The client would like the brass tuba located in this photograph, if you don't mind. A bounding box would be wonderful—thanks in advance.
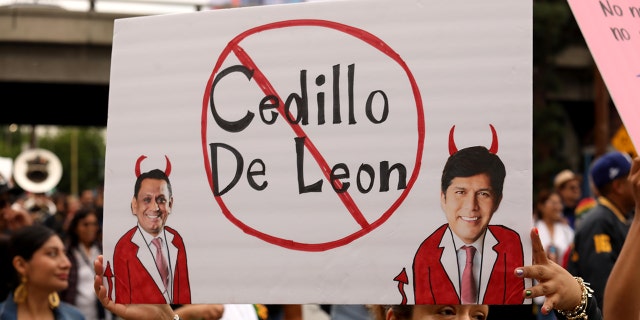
[13,148,63,194]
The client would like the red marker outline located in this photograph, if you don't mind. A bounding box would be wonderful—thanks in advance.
[201,19,425,251]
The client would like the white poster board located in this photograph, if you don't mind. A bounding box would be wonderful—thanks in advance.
[103,0,533,304]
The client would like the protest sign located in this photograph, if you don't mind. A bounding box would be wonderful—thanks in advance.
[102,0,532,304]
[566,0,640,148]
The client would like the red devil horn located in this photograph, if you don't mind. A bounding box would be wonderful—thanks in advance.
[164,155,172,177]
[488,124,498,154]
[448,125,458,156]
[135,155,147,177]
[449,125,498,155]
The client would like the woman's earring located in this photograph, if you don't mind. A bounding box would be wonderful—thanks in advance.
[48,292,60,309]
[13,275,27,304]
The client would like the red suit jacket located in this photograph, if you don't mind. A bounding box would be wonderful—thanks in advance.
[113,226,191,304]
[412,224,524,304]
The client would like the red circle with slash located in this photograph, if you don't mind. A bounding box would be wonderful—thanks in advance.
[201,19,425,251]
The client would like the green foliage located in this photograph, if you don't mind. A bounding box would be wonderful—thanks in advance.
[533,104,567,148]
[0,127,26,160]
[0,126,105,195]
[532,0,587,193]
[533,1,573,64]
[532,103,572,195]
[38,127,106,194]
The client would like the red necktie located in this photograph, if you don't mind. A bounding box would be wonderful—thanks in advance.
[461,245,477,304]
[151,237,169,290]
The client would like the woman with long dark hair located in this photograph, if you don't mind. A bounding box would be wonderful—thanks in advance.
[60,209,107,320]
[0,224,84,319]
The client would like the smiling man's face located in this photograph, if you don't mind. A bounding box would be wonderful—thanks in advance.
[441,173,500,244]
[131,178,172,237]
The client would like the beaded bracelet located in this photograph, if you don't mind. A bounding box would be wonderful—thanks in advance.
[555,277,594,320]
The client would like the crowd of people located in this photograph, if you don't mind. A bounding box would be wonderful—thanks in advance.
[0,176,263,320]
[2,150,640,320]
[526,150,638,320]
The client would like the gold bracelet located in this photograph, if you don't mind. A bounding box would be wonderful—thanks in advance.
[555,277,594,320]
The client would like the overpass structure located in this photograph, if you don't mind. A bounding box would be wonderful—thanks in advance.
[0,4,140,126]
[0,1,306,128]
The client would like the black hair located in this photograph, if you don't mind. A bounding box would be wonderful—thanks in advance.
[66,208,99,249]
[388,306,412,319]
[133,169,172,198]
[9,224,57,261]
[441,146,506,200]
[0,235,12,301]
[534,189,559,220]
[5,225,58,290]
[0,185,19,209]
[369,305,413,320]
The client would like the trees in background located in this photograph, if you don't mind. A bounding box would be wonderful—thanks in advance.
[0,126,105,195]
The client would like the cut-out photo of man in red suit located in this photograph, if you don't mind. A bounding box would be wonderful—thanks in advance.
[412,126,524,305]
[113,156,191,304]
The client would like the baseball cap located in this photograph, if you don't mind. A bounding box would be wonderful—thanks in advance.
[553,169,579,189]
[590,151,632,189]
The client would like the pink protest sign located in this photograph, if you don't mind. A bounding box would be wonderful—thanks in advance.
[566,0,640,148]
